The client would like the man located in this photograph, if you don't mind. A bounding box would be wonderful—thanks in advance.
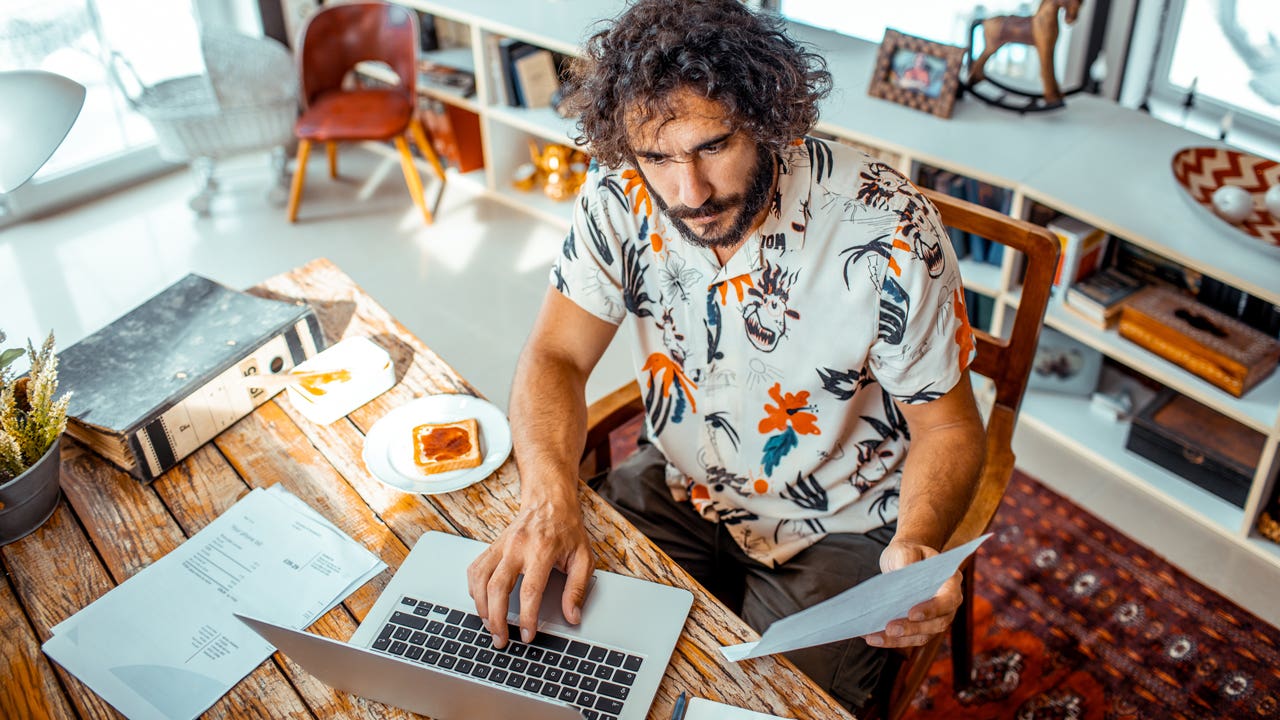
[466,0,985,711]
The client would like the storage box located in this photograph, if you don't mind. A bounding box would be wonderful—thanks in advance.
[1124,389,1264,507]
[1118,286,1280,397]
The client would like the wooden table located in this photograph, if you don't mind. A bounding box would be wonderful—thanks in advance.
[1,258,853,720]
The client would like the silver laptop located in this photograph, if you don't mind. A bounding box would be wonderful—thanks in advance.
[237,531,693,720]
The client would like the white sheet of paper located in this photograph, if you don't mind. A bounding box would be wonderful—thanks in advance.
[684,697,792,719]
[721,534,991,662]
[43,485,385,720]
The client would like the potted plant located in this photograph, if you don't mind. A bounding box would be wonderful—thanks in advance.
[0,330,70,545]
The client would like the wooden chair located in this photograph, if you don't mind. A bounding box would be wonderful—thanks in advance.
[578,187,1059,719]
[286,1,446,224]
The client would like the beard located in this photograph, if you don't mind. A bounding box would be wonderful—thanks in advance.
[645,143,777,250]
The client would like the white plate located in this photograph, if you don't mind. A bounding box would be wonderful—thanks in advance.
[362,394,512,495]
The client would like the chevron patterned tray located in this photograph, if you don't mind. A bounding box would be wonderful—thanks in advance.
[1171,146,1280,257]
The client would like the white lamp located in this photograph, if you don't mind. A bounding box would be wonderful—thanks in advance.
[0,70,86,193]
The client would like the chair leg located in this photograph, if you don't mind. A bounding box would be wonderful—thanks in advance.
[327,141,338,178]
[951,566,977,693]
[287,139,312,223]
[409,119,447,182]
[409,119,448,218]
[393,134,432,224]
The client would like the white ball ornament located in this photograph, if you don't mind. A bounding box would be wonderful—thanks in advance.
[1211,185,1253,224]
[1265,184,1280,219]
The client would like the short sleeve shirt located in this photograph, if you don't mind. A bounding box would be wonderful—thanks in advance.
[552,138,975,567]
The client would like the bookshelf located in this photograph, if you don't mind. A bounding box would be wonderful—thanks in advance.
[392,0,1280,583]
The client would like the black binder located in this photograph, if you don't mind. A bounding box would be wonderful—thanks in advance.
[57,274,326,482]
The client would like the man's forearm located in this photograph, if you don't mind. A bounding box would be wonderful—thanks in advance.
[508,348,592,508]
[894,422,984,551]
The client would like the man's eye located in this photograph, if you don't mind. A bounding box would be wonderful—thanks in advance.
[645,156,668,167]
[703,143,724,155]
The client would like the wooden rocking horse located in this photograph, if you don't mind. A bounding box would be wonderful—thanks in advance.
[966,0,1084,112]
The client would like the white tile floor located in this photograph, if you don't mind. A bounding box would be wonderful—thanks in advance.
[4,147,1276,629]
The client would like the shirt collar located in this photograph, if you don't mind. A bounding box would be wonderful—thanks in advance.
[713,140,813,283]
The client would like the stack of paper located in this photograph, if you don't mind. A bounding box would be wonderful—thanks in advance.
[43,485,385,720]
[721,535,990,662]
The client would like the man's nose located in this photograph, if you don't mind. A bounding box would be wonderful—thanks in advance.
[675,161,713,210]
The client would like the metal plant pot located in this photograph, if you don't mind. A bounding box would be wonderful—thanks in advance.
[0,436,62,545]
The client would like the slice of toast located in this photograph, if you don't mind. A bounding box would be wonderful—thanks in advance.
[412,418,482,475]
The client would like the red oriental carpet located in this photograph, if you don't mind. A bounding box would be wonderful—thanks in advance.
[910,471,1280,720]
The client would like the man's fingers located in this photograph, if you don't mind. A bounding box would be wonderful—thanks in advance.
[517,563,554,644]
[466,548,501,624]
[562,546,594,624]
[485,562,519,648]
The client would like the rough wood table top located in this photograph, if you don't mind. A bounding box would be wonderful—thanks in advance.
[1,258,853,720]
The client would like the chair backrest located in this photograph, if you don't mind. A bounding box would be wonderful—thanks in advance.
[296,1,418,107]
[917,186,1059,550]
[873,187,1058,720]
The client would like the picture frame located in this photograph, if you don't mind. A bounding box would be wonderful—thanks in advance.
[867,29,965,119]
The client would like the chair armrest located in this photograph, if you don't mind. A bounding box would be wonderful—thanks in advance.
[580,381,643,479]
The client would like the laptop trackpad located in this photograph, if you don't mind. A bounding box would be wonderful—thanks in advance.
[507,570,596,630]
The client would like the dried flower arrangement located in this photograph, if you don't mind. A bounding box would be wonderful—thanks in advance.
[0,330,70,480]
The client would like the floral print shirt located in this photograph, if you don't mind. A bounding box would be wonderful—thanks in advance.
[552,138,975,566]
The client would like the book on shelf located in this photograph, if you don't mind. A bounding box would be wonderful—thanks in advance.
[917,166,1011,266]
[1064,267,1145,327]
[923,169,971,260]
[417,96,484,173]
[963,176,1012,265]
[963,289,996,332]
[1112,240,1195,292]
[56,274,325,483]
[418,59,476,97]
[512,47,559,109]
[497,38,542,107]
[414,10,439,52]
[1048,215,1108,292]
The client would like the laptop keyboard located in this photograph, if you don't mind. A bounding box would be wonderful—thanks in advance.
[372,595,644,720]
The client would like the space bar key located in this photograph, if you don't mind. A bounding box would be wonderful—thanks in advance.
[529,633,569,651]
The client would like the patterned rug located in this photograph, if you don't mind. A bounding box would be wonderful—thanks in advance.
[910,471,1280,720]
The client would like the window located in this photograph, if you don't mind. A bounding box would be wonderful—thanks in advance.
[0,0,260,224]
[1136,0,1279,156]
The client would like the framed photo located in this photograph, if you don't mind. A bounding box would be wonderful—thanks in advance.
[867,29,965,119]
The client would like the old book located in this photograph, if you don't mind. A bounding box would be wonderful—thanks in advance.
[57,274,325,482]
[497,38,535,106]
[1065,268,1145,326]
[1049,215,1108,292]
[1118,286,1280,397]
[417,96,484,173]
[512,47,559,109]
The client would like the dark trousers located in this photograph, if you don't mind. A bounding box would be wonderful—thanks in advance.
[597,442,893,712]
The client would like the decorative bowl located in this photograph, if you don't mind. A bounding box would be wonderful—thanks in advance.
[1171,146,1280,258]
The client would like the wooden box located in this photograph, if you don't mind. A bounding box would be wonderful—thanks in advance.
[1118,286,1280,397]
[1125,389,1264,507]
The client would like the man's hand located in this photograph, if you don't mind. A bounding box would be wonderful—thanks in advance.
[863,539,962,648]
[465,493,594,648]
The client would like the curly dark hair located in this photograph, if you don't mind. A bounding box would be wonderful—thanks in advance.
[561,0,832,168]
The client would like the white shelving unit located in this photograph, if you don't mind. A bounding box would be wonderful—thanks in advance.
[395,0,1280,578]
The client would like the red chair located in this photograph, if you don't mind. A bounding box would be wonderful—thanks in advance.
[287,1,445,223]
